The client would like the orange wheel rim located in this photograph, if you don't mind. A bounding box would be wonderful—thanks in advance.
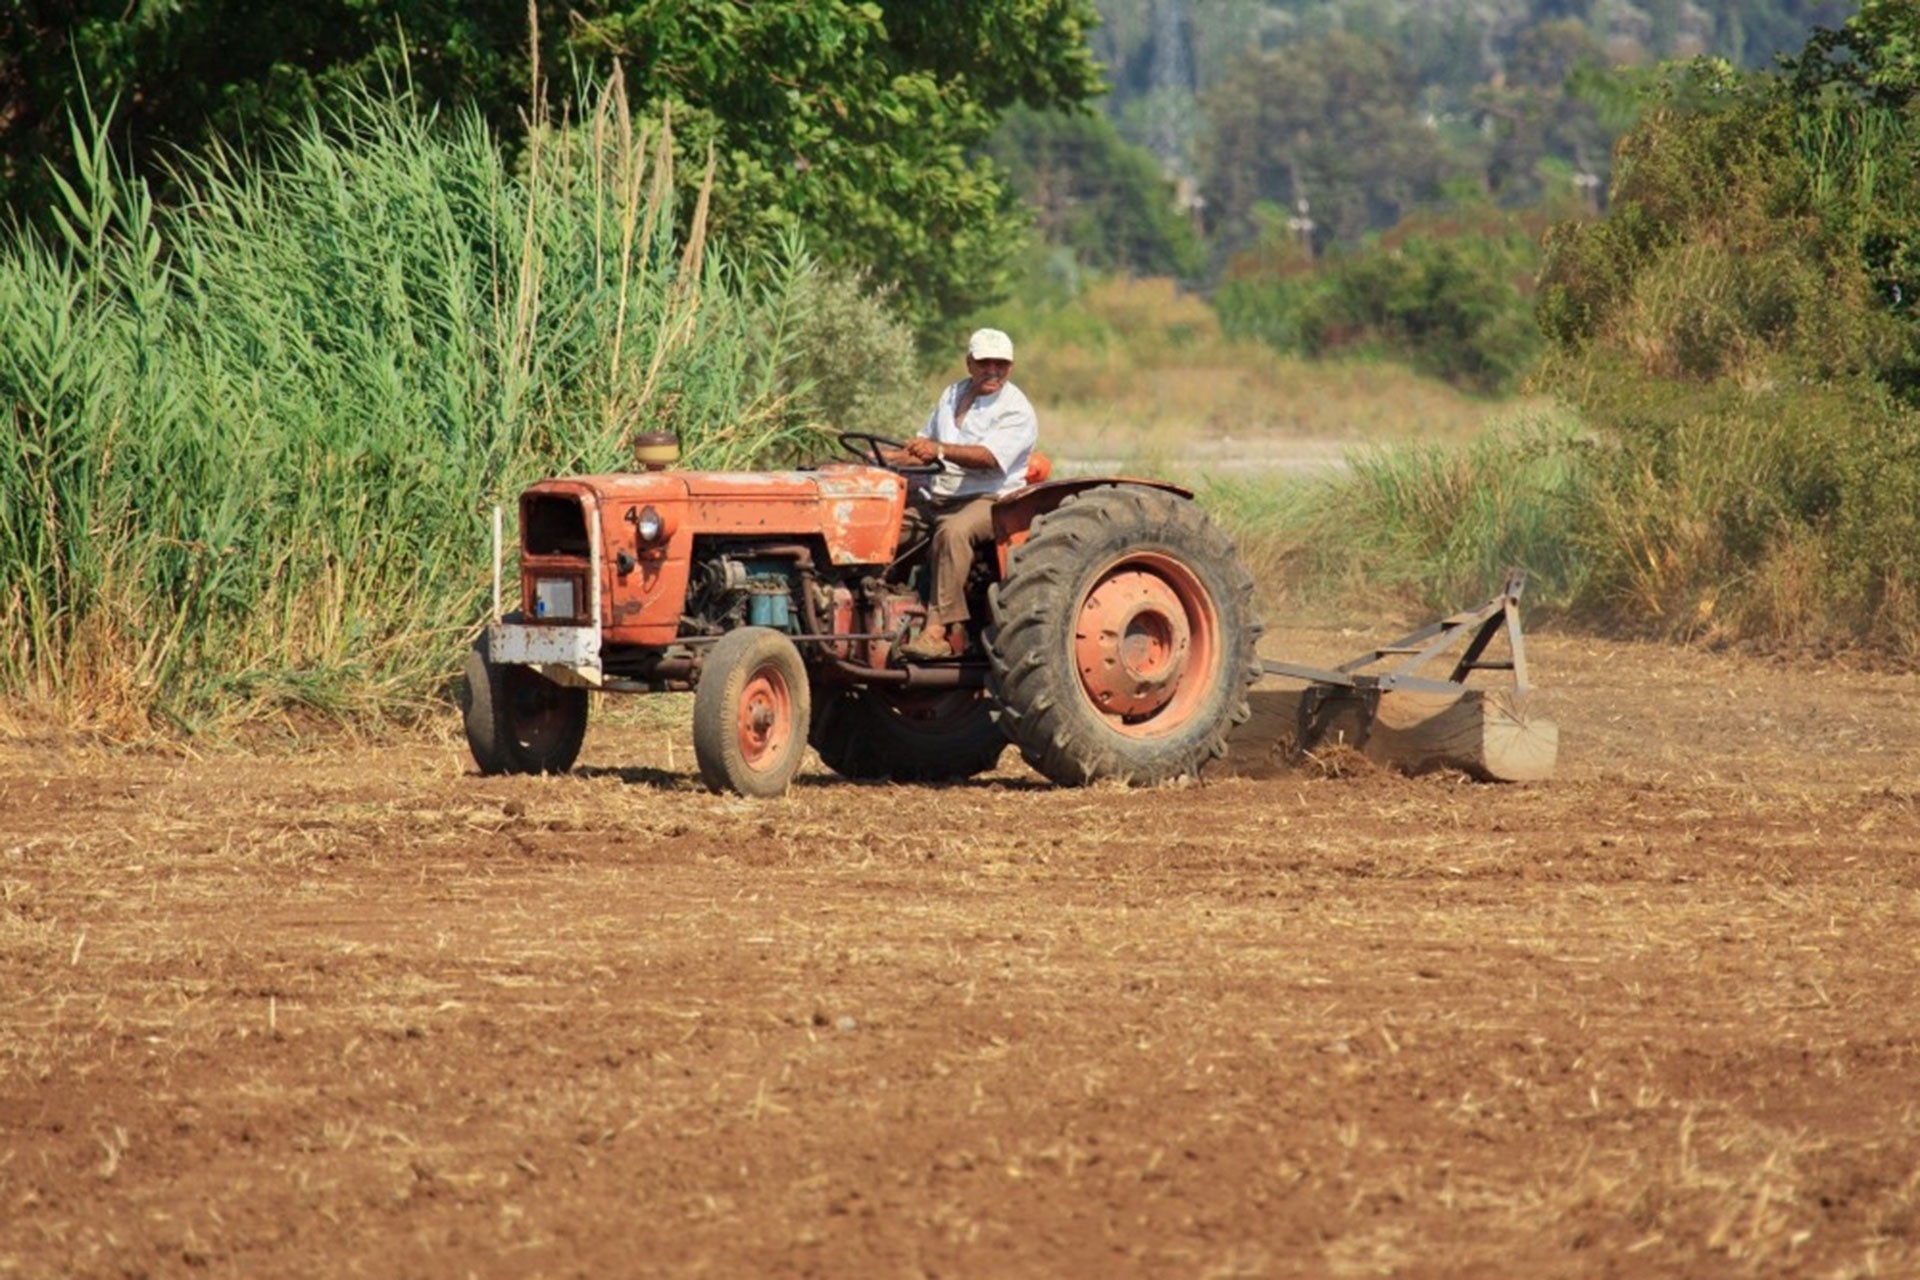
[1072,553,1219,737]
[736,667,795,770]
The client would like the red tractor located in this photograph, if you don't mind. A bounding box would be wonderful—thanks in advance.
[462,433,1262,796]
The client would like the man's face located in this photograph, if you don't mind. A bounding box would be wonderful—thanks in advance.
[968,356,1012,395]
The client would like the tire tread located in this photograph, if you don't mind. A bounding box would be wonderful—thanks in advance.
[986,487,1262,786]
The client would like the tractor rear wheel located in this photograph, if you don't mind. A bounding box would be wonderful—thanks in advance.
[462,623,589,775]
[693,627,811,797]
[986,486,1260,786]
[809,686,1005,783]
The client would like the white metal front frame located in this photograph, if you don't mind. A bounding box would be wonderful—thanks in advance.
[489,494,606,688]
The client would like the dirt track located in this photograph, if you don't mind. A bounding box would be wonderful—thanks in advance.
[3,624,1919,1278]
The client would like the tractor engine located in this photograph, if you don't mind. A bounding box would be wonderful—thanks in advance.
[685,549,802,635]
[682,542,928,668]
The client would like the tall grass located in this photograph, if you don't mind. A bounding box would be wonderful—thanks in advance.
[1798,96,1902,219]
[1205,411,1592,621]
[0,77,829,733]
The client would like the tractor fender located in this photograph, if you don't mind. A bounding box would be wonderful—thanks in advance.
[990,477,1195,575]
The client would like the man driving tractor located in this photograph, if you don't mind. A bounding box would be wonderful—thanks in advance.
[889,327,1038,661]
[469,322,1264,795]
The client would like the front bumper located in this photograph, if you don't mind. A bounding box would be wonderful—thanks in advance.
[489,621,603,688]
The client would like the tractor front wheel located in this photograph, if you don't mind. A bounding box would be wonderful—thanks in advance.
[986,486,1261,786]
[693,627,812,797]
[462,624,589,775]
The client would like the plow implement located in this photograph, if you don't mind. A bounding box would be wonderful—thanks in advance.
[1224,571,1558,782]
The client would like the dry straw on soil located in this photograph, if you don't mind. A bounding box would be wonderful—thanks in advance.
[4,630,1919,1277]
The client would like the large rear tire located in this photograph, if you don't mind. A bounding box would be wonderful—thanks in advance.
[462,625,589,775]
[809,686,1006,783]
[693,627,811,797]
[985,486,1261,786]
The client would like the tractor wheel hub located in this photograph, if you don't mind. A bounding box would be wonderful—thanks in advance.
[1075,569,1193,719]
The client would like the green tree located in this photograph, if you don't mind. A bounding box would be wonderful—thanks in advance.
[1783,0,1920,105]
[1199,32,1457,256]
[1723,1,1857,67]
[567,0,1104,333]
[1478,18,1612,206]
[1398,6,1490,112]
[0,1,537,219]
[1085,0,1852,243]
[985,105,1205,279]
[2,1,1103,335]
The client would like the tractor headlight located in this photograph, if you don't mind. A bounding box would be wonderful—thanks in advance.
[636,504,668,545]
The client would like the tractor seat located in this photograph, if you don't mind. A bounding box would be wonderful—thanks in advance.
[1025,451,1052,485]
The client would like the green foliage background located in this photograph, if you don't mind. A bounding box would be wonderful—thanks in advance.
[985,104,1205,282]
[1067,2,1854,399]
[1216,204,1553,393]
[1185,3,1920,661]
[1528,1,1920,651]
[7,0,1920,740]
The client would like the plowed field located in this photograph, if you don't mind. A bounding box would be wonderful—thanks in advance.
[4,624,1918,1278]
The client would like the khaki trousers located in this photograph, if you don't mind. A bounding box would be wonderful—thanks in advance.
[900,494,996,625]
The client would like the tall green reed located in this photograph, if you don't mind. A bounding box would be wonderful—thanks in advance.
[1204,412,1592,619]
[0,76,825,732]
[1798,95,1900,217]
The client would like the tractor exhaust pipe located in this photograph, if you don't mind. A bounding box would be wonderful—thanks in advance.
[822,656,987,690]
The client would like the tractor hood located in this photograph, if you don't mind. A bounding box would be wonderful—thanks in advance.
[523,464,909,568]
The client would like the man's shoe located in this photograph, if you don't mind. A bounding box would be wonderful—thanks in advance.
[897,625,954,662]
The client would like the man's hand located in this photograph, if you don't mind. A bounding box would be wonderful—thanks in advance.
[891,437,995,470]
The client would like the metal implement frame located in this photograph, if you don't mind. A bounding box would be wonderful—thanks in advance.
[1260,570,1532,755]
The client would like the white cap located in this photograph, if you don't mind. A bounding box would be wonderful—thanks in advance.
[967,328,1014,361]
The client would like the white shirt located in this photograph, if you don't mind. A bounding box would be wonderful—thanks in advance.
[915,378,1038,500]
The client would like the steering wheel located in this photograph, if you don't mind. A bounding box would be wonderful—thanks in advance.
[836,431,940,474]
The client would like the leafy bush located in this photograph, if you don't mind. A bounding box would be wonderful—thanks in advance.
[777,263,923,445]
[1534,4,1920,654]
[1217,212,1546,394]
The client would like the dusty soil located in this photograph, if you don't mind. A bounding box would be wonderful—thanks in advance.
[3,622,1919,1279]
